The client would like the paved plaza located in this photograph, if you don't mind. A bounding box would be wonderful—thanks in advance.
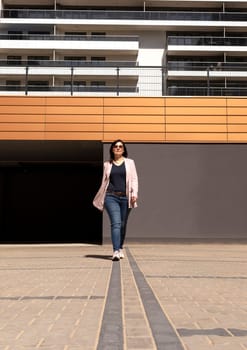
[0,242,247,349]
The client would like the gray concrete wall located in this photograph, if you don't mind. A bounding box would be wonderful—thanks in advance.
[103,143,247,241]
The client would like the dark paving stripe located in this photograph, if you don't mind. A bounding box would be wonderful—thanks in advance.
[0,267,108,270]
[0,295,104,301]
[137,258,247,264]
[97,261,123,350]
[146,275,247,280]
[178,327,247,338]
[177,328,231,337]
[126,247,184,350]
[228,328,247,336]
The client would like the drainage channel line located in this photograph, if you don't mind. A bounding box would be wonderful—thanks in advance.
[97,261,123,350]
[126,247,185,350]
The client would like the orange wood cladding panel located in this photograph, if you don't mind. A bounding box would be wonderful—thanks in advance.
[0,96,247,142]
[166,116,226,124]
[46,115,103,123]
[46,97,103,106]
[0,123,44,132]
[228,116,247,123]
[103,106,164,115]
[46,106,104,115]
[46,124,103,132]
[103,133,165,142]
[166,133,228,142]
[45,132,103,140]
[166,97,227,107]
[104,124,164,132]
[226,98,247,107]
[227,108,247,116]
[0,106,46,114]
[0,132,45,140]
[227,98,247,142]
[0,115,45,123]
[166,106,226,116]
[104,115,165,123]
[103,97,165,142]
[228,134,247,142]
[166,124,227,133]
[104,97,165,107]
[228,125,247,132]
[0,96,46,106]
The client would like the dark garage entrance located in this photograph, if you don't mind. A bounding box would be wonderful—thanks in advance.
[0,141,103,244]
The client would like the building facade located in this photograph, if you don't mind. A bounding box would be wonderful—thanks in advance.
[1,1,247,243]
[0,0,247,96]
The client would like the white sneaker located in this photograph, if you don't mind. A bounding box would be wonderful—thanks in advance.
[119,249,124,259]
[112,250,120,261]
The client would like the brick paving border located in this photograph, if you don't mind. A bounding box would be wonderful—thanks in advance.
[126,247,184,350]
[97,262,123,350]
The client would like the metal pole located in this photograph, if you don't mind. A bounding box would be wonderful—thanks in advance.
[207,66,210,96]
[25,66,28,96]
[70,67,74,96]
[116,67,119,96]
[161,65,167,96]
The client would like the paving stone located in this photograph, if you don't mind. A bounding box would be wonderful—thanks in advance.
[0,243,247,349]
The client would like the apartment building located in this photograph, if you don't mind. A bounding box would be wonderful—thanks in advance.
[0,0,247,96]
[1,1,247,244]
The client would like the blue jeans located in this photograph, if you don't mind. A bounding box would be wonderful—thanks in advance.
[104,193,131,251]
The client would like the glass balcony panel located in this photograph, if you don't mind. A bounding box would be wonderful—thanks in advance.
[2,9,247,22]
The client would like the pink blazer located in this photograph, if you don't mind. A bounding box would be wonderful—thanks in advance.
[93,157,138,211]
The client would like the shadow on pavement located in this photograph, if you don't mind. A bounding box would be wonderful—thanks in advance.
[85,254,112,260]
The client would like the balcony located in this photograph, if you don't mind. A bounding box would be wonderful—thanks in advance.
[168,36,247,47]
[0,84,139,96]
[167,61,247,83]
[0,59,138,68]
[0,63,247,97]
[0,60,140,81]
[2,9,247,22]
[167,61,247,72]
[0,33,138,42]
[167,86,247,96]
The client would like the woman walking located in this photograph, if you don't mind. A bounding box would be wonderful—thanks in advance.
[93,139,138,261]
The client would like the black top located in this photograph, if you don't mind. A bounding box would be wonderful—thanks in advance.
[107,162,126,193]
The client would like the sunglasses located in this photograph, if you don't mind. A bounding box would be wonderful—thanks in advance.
[113,144,123,149]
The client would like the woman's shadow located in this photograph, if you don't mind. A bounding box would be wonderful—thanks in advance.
[85,254,112,260]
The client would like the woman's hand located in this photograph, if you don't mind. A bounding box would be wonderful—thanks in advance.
[131,196,137,204]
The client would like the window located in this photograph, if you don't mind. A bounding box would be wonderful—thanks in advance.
[8,31,22,39]
[28,81,49,91]
[91,32,106,36]
[65,32,87,36]
[91,81,105,86]
[27,56,50,65]
[91,56,105,61]
[6,80,20,85]
[28,31,50,35]
[7,56,21,65]
[6,80,21,90]
[64,56,86,61]
[64,81,86,86]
